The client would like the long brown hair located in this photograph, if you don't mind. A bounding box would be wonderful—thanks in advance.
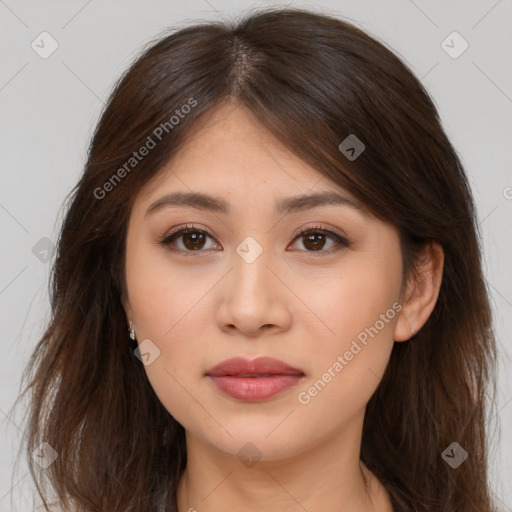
[15,7,497,511]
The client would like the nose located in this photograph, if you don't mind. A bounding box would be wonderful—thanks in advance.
[215,240,292,338]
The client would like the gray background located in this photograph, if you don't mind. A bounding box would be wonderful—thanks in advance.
[1,0,511,510]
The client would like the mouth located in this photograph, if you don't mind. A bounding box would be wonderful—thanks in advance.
[206,357,305,401]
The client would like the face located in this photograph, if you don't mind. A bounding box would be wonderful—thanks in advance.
[123,102,405,461]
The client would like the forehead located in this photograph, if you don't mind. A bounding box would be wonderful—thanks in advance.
[137,102,347,205]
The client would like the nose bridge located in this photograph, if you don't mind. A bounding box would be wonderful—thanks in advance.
[232,234,273,293]
[221,232,285,325]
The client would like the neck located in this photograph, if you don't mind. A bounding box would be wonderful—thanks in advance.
[176,421,393,512]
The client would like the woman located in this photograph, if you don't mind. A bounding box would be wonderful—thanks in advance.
[19,7,497,512]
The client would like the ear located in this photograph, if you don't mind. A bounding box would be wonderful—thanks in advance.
[393,241,444,342]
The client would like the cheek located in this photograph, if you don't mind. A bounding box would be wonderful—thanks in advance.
[127,267,212,375]
[292,253,402,414]
[125,242,217,421]
[295,251,401,346]
[126,238,210,340]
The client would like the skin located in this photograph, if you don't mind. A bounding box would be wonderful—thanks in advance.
[122,101,444,512]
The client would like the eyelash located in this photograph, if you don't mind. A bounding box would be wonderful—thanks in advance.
[158,223,350,258]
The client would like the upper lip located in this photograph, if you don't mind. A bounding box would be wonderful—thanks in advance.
[206,357,305,377]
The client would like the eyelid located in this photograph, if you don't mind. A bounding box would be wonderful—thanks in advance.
[161,223,213,241]
[290,224,348,244]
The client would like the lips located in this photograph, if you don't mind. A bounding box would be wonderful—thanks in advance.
[206,357,304,377]
[206,357,305,401]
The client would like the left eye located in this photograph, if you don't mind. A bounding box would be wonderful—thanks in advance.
[159,224,349,256]
[291,228,348,253]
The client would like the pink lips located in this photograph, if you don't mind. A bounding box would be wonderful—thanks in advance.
[206,357,305,401]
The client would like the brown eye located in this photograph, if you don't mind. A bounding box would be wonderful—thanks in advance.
[289,226,349,255]
[301,232,328,251]
[180,231,207,251]
[160,226,218,254]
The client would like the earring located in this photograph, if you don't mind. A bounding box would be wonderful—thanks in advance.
[129,321,136,340]
[411,327,416,336]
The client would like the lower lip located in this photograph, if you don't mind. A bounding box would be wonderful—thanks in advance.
[208,374,304,401]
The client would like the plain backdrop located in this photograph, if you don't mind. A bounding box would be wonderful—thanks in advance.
[1,1,511,510]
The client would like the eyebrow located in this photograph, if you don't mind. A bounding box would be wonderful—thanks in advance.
[144,190,362,217]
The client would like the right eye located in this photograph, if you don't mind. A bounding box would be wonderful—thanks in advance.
[159,224,220,255]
